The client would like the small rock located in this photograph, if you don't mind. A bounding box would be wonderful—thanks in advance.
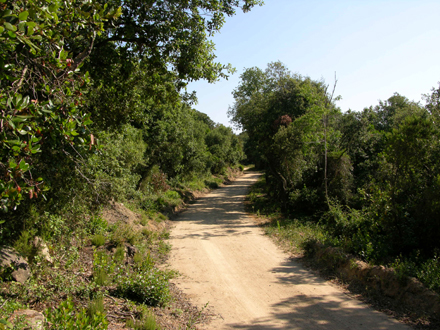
[8,309,45,330]
[32,236,53,264]
[0,247,30,283]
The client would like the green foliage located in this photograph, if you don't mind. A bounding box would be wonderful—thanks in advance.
[0,0,121,212]
[113,246,125,263]
[92,250,115,286]
[12,229,34,260]
[87,296,105,320]
[155,190,182,210]
[417,254,440,293]
[110,223,140,246]
[238,64,440,293]
[0,297,25,319]
[115,269,171,307]
[126,307,160,330]
[91,235,106,247]
[45,297,108,330]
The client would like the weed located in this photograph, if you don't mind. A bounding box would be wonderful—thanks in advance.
[0,298,25,319]
[156,213,167,222]
[87,295,105,319]
[133,251,154,272]
[113,246,125,262]
[110,223,140,246]
[91,235,106,247]
[13,230,35,260]
[88,216,108,235]
[45,297,108,329]
[157,241,171,257]
[115,268,170,306]
[139,215,149,226]
[126,306,160,330]
[186,302,209,329]
[93,250,115,286]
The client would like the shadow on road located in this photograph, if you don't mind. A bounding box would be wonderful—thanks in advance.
[171,172,262,240]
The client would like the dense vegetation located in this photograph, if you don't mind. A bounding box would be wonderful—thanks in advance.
[230,61,440,292]
[0,0,255,241]
[0,0,256,328]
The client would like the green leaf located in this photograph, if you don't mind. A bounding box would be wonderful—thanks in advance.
[26,21,36,28]
[18,22,26,32]
[4,140,21,145]
[9,160,17,168]
[19,159,29,171]
[49,4,58,13]
[11,116,29,123]
[19,11,29,21]
[0,26,4,34]
[7,31,16,38]
[27,26,34,36]
[4,22,16,31]
[22,95,29,107]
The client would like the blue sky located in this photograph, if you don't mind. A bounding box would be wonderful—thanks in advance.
[186,0,440,128]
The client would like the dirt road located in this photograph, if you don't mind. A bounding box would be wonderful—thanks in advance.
[169,172,410,329]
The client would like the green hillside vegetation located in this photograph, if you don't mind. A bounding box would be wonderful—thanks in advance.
[0,0,259,328]
[230,61,440,294]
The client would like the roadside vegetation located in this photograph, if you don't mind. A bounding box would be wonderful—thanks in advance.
[0,0,258,328]
[233,62,440,301]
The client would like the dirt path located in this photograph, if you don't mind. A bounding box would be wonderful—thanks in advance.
[169,172,410,329]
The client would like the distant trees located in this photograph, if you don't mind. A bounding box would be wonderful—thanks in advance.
[230,61,440,264]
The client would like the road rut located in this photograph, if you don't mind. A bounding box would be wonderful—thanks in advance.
[169,171,410,329]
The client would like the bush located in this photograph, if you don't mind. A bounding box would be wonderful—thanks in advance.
[155,190,181,209]
[417,254,440,293]
[110,223,141,246]
[45,297,108,330]
[115,269,170,306]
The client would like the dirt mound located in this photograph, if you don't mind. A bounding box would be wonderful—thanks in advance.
[101,202,166,232]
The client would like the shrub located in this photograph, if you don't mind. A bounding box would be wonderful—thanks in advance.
[133,251,154,272]
[417,254,440,293]
[45,297,108,330]
[155,190,181,209]
[110,223,140,246]
[115,269,170,306]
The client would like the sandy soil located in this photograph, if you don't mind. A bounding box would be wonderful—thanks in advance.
[168,171,411,330]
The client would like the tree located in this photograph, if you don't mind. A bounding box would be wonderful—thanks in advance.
[0,0,121,212]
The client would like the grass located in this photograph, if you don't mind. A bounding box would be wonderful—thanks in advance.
[91,234,106,247]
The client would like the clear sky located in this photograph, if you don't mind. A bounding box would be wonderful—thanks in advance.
[186,0,440,128]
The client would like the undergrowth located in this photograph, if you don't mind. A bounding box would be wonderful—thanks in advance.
[247,175,440,295]
[0,168,242,329]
